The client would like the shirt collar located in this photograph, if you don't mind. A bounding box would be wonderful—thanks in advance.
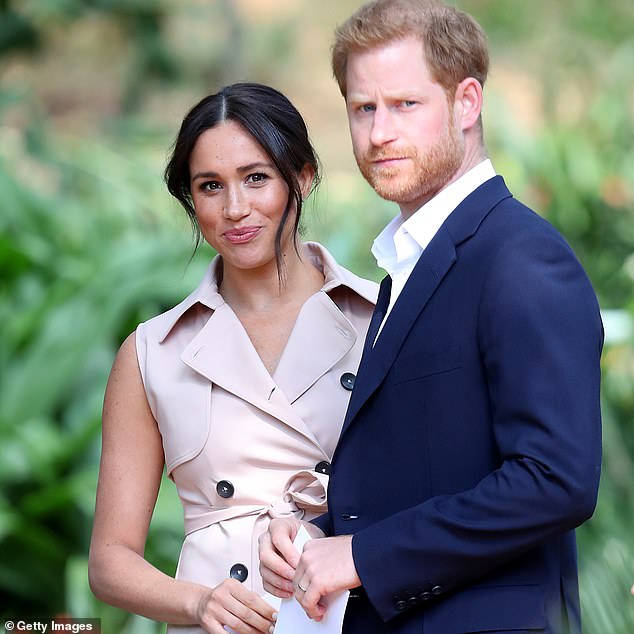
[372,159,496,275]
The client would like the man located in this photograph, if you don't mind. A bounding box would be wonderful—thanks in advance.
[259,1,603,632]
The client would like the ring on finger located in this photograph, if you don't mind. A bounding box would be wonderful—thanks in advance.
[297,581,308,592]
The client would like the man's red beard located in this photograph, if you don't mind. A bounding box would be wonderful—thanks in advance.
[355,118,464,210]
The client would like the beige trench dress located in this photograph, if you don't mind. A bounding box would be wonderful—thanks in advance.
[135,242,377,633]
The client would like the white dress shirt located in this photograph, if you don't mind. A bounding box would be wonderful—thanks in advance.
[372,159,496,341]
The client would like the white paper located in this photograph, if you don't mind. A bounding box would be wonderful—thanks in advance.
[263,525,350,634]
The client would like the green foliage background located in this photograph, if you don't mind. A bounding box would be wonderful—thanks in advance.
[1,1,633,632]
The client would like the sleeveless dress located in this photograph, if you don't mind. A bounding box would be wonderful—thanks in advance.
[135,242,377,633]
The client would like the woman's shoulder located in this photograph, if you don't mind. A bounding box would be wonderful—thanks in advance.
[137,257,223,345]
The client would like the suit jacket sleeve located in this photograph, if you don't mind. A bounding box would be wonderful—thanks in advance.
[351,228,603,621]
[310,512,333,536]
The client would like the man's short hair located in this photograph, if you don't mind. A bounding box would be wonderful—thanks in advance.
[332,0,489,99]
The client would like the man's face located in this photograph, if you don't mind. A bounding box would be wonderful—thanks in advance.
[345,36,464,218]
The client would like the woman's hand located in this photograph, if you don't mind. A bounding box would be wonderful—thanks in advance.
[196,578,277,633]
[259,517,325,599]
[258,517,301,599]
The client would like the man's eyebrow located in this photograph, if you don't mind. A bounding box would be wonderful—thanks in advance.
[346,93,373,103]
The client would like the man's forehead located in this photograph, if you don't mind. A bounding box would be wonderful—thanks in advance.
[344,38,436,100]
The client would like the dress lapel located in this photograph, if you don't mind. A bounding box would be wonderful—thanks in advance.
[180,303,322,447]
[273,292,357,404]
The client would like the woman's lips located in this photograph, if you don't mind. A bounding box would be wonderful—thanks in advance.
[223,226,262,244]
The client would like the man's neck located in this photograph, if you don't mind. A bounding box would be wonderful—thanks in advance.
[399,146,488,219]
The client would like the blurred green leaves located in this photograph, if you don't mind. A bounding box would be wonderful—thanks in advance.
[0,111,205,629]
[482,17,634,627]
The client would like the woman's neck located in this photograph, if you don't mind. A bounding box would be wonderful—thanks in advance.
[219,243,324,314]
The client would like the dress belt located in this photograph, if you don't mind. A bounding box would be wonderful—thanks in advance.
[183,469,329,535]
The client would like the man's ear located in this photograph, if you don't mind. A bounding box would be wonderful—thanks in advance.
[454,77,483,132]
[298,164,316,199]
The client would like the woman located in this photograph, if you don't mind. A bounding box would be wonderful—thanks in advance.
[88,82,377,634]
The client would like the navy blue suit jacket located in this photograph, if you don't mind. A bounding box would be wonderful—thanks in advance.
[314,177,603,634]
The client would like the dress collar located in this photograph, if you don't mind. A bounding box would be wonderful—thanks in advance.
[157,241,377,343]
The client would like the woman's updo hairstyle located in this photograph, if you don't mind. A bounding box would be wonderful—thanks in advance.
[165,82,321,275]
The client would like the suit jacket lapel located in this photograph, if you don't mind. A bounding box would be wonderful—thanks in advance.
[343,226,457,429]
[362,274,392,358]
[342,176,513,432]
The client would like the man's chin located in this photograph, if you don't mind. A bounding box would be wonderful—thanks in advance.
[367,177,422,206]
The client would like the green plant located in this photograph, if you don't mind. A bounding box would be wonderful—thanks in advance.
[0,115,206,631]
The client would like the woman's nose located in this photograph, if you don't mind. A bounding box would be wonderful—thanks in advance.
[223,187,250,220]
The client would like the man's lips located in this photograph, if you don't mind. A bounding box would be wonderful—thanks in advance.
[223,226,262,243]
[371,156,410,168]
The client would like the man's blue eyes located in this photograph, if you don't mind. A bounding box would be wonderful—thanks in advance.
[359,101,417,112]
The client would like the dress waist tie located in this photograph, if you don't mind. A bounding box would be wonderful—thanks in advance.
[182,470,329,593]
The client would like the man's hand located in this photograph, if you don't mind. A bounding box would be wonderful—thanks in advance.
[293,535,361,621]
[259,518,324,598]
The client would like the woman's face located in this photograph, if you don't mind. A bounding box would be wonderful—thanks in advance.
[189,120,306,274]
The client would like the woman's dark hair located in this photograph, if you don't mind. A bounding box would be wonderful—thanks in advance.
[164,82,321,278]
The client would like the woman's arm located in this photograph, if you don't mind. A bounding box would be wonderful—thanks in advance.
[89,333,276,634]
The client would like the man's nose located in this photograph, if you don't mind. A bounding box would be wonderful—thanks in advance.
[369,106,398,146]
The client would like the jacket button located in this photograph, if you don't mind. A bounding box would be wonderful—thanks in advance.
[229,563,248,582]
[420,591,431,601]
[395,600,407,611]
[315,460,331,475]
[216,480,234,498]
[431,585,443,596]
[340,372,356,391]
[407,596,419,606]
